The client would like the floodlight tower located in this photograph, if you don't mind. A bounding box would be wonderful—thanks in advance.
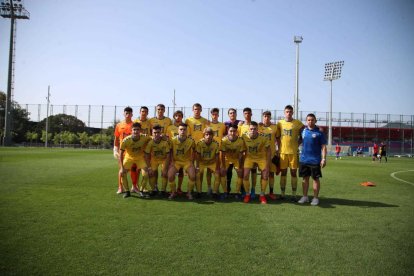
[324,61,344,147]
[1,0,30,146]
[293,36,303,119]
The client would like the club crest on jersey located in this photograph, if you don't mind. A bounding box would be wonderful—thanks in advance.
[312,133,317,138]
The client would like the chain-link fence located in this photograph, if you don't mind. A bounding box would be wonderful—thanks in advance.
[17,104,414,155]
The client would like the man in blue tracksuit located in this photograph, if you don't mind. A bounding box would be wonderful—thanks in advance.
[298,113,327,206]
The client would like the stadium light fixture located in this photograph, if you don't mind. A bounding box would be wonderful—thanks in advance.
[1,0,30,146]
[324,60,344,147]
[294,36,303,120]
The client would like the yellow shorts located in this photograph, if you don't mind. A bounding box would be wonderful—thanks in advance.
[123,158,147,170]
[173,160,193,171]
[150,159,168,171]
[280,153,299,170]
[244,158,267,171]
[225,159,241,170]
[199,162,217,172]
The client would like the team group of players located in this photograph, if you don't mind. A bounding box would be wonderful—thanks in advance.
[113,103,327,205]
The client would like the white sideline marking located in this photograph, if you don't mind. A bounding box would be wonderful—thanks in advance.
[390,170,414,186]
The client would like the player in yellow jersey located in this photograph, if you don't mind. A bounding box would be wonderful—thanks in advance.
[167,123,196,200]
[113,106,139,194]
[242,121,270,204]
[220,124,245,199]
[132,106,151,191]
[276,105,304,201]
[259,111,280,200]
[238,107,257,198]
[206,108,226,195]
[144,125,171,196]
[149,104,172,135]
[166,110,185,194]
[195,127,221,199]
[119,122,151,198]
[185,103,209,143]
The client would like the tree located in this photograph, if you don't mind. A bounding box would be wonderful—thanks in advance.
[0,91,32,143]
[78,132,89,148]
[60,131,78,145]
[26,131,38,145]
[36,114,86,135]
[40,130,53,144]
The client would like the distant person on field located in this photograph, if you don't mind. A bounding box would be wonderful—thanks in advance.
[298,113,327,206]
[372,142,379,162]
[335,143,341,160]
[119,122,151,198]
[379,142,388,163]
[276,105,304,201]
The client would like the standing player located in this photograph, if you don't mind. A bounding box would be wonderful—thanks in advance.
[119,122,151,198]
[335,143,341,160]
[224,108,241,193]
[372,142,379,162]
[195,127,221,199]
[113,106,139,194]
[150,104,172,135]
[144,125,171,196]
[298,114,327,206]
[276,105,304,201]
[238,107,258,198]
[242,121,270,204]
[379,142,388,163]
[207,108,226,195]
[259,110,279,200]
[168,123,196,200]
[166,110,185,194]
[220,124,245,199]
[135,106,152,135]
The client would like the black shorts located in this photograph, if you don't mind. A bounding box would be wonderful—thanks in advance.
[380,151,387,156]
[299,163,322,179]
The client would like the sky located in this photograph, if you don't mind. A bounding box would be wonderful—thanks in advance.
[1,0,413,118]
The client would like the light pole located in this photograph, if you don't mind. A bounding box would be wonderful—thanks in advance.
[324,61,344,147]
[293,36,303,120]
[45,86,50,148]
[1,0,30,146]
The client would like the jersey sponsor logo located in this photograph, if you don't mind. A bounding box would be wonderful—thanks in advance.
[202,151,212,158]
[283,129,292,137]
[263,133,271,140]
[248,146,258,154]
[194,124,202,131]
[154,150,165,157]
[176,148,185,156]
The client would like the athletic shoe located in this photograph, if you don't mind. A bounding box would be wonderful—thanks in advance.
[187,192,193,200]
[311,198,319,206]
[290,195,298,202]
[298,196,309,204]
[250,188,256,199]
[123,191,131,198]
[159,191,167,197]
[207,187,213,195]
[212,193,219,200]
[243,194,251,203]
[220,193,228,200]
[116,188,124,194]
[168,192,176,200]
[177,188,183,196]
[268,193,277,200]
[138,192,145,198]
[259,195,267,204]
[234,194,241,200]
[279,195,286,200]
[131,186,140,193]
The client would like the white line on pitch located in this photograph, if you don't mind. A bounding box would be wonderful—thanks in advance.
[390,170,414,186]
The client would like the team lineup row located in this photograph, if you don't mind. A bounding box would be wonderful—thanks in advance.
[113,103,327,205]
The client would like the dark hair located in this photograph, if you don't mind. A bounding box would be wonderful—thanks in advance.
[284,105,293,111]
[228,123,238,130]
[173,110,183,117]
[228,108,237,114]
[262,110,271,116]
[179,123,188,128]
[132,122,141,129]
[211,108,219,114]
[243,107,252,113]
[193,103,202,109]
[152,125,162,131]
[124,106,133,113]
[250,121,258,127]
[306,113,316,120]
[157,104,165,109]
[140,106,149,112]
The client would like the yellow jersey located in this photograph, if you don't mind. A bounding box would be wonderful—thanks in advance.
[238,123,250,138]
[276,119,304,154]
[170,136,195,162]
[209,121,226,144]
[220,136,246,163]
[166,124,179,139]
[185,116,209,142]
[196,139,220,165]
[259,124,278,155]
[149,117,172,135]
[120,134,151,160]
[133,118,151,136]
[144,139,171,161]
[243,134,269,160]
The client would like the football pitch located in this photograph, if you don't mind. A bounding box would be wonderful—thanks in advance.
[0,148,413,275]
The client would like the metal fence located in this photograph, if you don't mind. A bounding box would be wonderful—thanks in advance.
[20,104,414,155]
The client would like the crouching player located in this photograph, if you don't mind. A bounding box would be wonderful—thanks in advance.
[144,125,171,196]
[220,124,245,199]
[167,123,196,200]
[119,122,151,198]
[298,114,327,206]
[242,121,271,204]
[196,127,221,199]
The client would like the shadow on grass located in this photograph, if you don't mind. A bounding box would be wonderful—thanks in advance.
[316,197,399,209]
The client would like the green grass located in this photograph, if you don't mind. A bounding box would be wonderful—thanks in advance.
[0,148,413,275]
